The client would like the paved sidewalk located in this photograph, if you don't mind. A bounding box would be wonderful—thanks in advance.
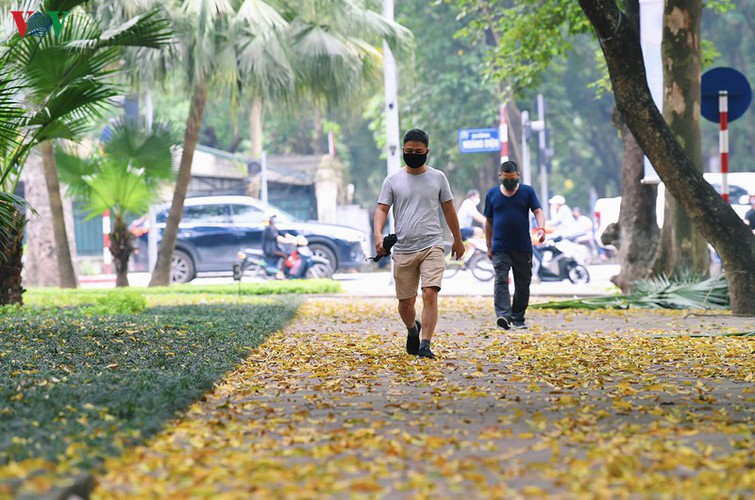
[80,265,623,298]
[96,297,754,498]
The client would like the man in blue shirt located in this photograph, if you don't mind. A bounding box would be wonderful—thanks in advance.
[484,161,546,329]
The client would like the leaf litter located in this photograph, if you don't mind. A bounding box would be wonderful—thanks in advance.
[80,298,754,498]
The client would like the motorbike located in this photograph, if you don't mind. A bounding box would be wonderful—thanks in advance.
[234,235,334,280]
[532,236,590,284]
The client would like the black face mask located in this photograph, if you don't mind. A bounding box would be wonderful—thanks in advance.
[501,178,519,191]
[403,152,427,169]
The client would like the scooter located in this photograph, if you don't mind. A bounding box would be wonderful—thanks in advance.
[532,236,590,284]
[234,235,334,280]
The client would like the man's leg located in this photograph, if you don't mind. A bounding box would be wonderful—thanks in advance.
[420,286,439,341]
[492,252,513,319]
[510,251,533,324]
[394,251,422,354]
[398,296,418,329]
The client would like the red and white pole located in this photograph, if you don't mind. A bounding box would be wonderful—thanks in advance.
[499,102,509,163]
[102,210,112,274]
[719,90,729,203]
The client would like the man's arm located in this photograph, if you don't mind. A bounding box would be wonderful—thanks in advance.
[485,216,493,259]
[373,203,391,255]
[532,208,546,242]
[441,199,465,260]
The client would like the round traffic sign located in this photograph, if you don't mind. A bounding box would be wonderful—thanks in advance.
[701,67,752,123]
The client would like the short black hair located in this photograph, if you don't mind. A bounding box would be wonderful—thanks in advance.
[500,160,519,173]
[403,128,429,146]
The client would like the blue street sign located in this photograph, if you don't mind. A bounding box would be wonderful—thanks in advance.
[701,67,752,123]
[458,128,500,154]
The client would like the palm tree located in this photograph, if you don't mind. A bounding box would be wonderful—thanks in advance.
[0,1,171,303]
[56,119,178,286]
[240,0,413,158]
[149,0,290,286]
[6,2,172,288]
[149,0,412,285]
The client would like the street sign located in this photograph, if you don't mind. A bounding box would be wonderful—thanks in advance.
[701,67,751,123]
[458,128,501,154]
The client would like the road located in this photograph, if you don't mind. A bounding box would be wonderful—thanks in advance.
[81,264,621,297]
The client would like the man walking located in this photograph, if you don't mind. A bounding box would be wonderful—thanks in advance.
[484,160,546,329]
[374,129,465,359]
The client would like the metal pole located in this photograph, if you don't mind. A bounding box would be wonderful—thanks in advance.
[640,0,663,184]
[499,102,509,163]
[383,0,400,177]
[537,94,549,219]
[521,110,531,186]
[719,90,729,203]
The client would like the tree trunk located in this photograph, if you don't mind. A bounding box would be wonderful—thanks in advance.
[610,0,660,293]
[250,96,264,159]
[612,112,660,292]
[22,153,78,287]
[652,0,708,278]
[246,96,264,198]
[0,211,26,305]
[504,99,523,169]
[40,140,78,288]
[111,215,133,287]
[578,0,755,315]
[149,80,209,287]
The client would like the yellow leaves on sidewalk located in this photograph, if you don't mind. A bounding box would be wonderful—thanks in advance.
[93,298,754,498]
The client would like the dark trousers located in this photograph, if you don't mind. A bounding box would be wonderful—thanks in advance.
[492,251,533,322]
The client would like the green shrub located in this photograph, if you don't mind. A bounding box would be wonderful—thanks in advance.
[86,289,147,315]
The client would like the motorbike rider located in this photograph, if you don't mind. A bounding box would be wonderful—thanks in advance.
[262,211,297,279]
[457,189,486,264]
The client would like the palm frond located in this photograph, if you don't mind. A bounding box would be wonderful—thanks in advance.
[235,0,288,32]
[55,143,97,201]
[533,274,730,311]
[104,118,178,183]
[96,8,173,50]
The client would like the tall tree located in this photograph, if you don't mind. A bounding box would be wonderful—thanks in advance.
[577,0,755,315]
[652,0,708,277]
[0,2,171,302]
[610,0,660,292]
[149,0,250,286]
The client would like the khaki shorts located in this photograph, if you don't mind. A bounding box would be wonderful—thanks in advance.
[392,246,445,300]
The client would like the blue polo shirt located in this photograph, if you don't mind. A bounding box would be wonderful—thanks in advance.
[484,184,542,253]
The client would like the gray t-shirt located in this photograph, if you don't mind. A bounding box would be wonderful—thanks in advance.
[377,166,454,253]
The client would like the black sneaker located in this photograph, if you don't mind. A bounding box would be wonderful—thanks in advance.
[496,317,511,330]
[406,320,421,355]
[512,320,528,330]
[417,345,436,359]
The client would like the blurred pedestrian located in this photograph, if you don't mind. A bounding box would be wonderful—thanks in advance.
[485,160,546,330]
[547,194,577,236]
[373,128,465,359]
[745,195,755,231]
[457,189,486,241]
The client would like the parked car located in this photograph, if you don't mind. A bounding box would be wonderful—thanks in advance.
[593,172,755,251]
[129,195,369,283]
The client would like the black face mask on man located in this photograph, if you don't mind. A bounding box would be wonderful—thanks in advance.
[403,153,427,169]
[501,178,519,191]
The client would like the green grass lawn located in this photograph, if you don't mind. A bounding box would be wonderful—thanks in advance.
[0,283,321,479]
